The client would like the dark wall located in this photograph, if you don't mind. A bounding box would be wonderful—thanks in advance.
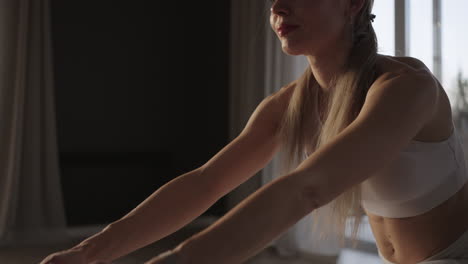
[51,1,230,226]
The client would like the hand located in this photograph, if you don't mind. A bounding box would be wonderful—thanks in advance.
[38,246,109,264]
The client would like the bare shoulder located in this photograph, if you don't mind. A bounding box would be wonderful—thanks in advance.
[263,80,298,115]
[259,80,298,132]
[242,80,298,137]
[366,61,440,137]
[392,55,431,72]
[269,79,297,102]
[373,55,437,92]
[275,80,298,107]
[370,69,437,99]
[376,54,438,81]
[372,57,452,147]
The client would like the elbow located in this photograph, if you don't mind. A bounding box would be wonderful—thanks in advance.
[290,169,328,211]
[302,182,351,212]
[293,165,345,211]
[301,181,346,211]
[301,185,322,212]
[300,177,340,211]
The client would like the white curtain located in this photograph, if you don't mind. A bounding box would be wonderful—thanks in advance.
[227,0,270,212]
[229,0,341,258]
[0,0,69,246]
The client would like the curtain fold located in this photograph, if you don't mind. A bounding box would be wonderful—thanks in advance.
[227,0,269,212]
[0,0,69,246]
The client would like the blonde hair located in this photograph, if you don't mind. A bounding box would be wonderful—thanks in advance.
[277,0,379,248]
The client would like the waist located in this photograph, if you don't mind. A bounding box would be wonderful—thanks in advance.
[367,181,468,263]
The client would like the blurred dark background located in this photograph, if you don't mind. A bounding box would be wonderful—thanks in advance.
[51,1,230,226]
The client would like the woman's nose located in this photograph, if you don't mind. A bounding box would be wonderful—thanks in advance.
[270,1,290,16]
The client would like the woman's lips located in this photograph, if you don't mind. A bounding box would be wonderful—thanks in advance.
[277,25,299,37]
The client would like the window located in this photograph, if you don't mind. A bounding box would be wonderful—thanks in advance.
[408,0,434,71]
[441,0,468,126]
[373,0,395,56]
[408,0,468,136]
[406,0,468,119]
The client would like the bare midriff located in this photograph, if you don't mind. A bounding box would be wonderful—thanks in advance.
[302,54,468,263]
[364,54,468,264]
[366,182,468,263]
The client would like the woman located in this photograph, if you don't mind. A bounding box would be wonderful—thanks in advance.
[40,0,468,263]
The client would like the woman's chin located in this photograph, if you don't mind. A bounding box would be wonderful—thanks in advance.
[279,40,308,55]
[281,46,304,56]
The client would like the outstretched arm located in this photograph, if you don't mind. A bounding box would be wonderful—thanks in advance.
[174,173,313,264]
[170,70,438,264]
[72,167,219,263]
[65,88,290,264]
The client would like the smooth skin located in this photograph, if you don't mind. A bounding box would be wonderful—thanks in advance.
[361,56,468,263]
[172,0,460,262]
[269,0,468,262]
[40,0,468,263]
[157,0,466,258]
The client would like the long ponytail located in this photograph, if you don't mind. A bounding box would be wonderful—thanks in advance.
[277,0,379,248]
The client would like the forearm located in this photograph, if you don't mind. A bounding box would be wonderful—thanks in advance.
[73,167,219,263]
[179,174,314,264]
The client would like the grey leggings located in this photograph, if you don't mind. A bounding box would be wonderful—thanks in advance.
[378,225,468,263]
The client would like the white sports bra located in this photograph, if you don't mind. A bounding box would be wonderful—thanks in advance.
[360,123,468,218]
[303,123,468,218]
